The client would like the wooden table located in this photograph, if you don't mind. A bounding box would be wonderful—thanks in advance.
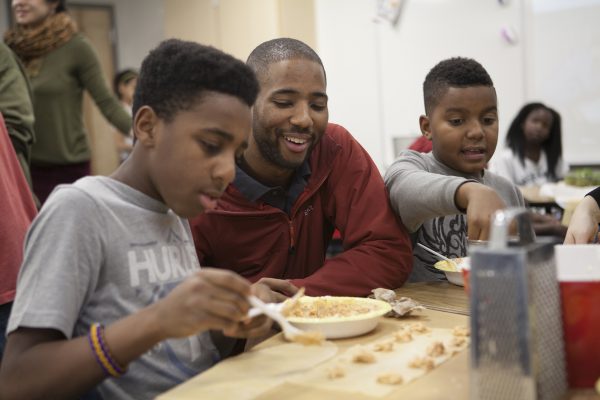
[158,283,598,400]
[395,281,469,315]
[158,308,470,400]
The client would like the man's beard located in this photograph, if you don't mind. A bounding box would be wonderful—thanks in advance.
[253,126,312,170]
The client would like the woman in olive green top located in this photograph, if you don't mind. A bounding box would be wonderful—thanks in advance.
[5,0,131,204]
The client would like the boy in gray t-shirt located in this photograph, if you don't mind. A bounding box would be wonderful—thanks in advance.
[0,40,273,400]
[384,57,525,282]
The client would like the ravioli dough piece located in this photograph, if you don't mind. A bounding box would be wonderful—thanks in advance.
[327,365,346,379]
[427,341,445,357]
[350,346,376,364]
[453,326,470,337]
[377,372,404,385]
[410,322,430,334]
[394,329,413,343]
[373,340,395,352]
[408,356,435,371]
[451,336,466,347]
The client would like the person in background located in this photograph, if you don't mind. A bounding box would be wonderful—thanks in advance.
[564,187,600,244]
[407,135,432,153]
[113,69,138,163]
[490,102,567,186]
[384,57,525,282]
[4,0,131,204]
[0,39,273,400]
[191,38,412,300]
[490,102,568,238]
[0,42,36,201]
[0,113,37,362]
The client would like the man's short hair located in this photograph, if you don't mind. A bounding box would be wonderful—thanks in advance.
[246,38,325,82]
[423,57,493,115]
[133,39,259,122]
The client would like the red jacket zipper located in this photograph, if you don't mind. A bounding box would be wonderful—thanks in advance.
[288,220,296,254]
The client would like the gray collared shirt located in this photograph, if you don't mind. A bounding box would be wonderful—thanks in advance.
[233,161,311,215]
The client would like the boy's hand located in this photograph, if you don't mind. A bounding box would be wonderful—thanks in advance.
[456,182,507,241]
[253,278,299,303]
[153,268,252,339]
[222,283,275,338]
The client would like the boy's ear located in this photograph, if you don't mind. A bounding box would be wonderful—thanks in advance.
[419,115,432,140]
[134,106,159,147]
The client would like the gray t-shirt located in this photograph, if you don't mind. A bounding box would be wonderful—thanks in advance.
[384,151,525,282]
[8,176,219,400]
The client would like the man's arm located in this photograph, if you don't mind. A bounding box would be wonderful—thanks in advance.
[564,188,600,244]
[290,126,412,296]
[76,36,132,135]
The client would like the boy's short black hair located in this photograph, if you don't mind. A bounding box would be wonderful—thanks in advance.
[246,38,326,82]
[133,39,259,122]
[423,57,494,115]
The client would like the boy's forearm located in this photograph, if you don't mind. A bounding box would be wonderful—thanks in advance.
[0,306,166,400]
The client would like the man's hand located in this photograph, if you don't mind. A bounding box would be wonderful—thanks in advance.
[252,278,299,303]
[456,182,507,241]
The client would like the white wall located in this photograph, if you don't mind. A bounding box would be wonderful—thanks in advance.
[315,0,526,172]
[70,0,165,71]
[1,0,164,70]
[529,0,600,166]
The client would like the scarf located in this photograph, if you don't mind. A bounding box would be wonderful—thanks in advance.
[4,12,77,77]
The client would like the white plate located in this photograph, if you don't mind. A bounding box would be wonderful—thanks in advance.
[285,296,391,339]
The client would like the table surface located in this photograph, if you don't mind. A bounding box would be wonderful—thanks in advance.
[394,281,469,315]
[158,308,471,400]
[158,282,598,400]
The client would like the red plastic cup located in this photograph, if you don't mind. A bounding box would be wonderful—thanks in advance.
[461,261,471,295]
[555,245,600,388]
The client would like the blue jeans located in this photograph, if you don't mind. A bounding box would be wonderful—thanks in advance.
[0,302,12,361]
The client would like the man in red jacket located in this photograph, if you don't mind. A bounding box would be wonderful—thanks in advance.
[190,38,412,300]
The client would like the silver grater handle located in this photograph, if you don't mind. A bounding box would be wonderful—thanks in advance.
[489,207,536,250]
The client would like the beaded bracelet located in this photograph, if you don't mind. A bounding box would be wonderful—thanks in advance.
[88,323,127,377]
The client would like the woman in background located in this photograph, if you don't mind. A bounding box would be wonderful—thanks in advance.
[5,0,131,204]
[491,102,568,238]
[491,102,567,186]
[112,69,138,163]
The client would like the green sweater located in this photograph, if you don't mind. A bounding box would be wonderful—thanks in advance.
[0,41,35,191]
[28,34,131,165]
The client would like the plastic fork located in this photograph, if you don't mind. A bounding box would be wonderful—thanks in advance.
[416,243,460,270]
[247,295,305,341]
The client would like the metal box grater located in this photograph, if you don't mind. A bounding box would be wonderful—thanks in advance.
[469,208,567,400]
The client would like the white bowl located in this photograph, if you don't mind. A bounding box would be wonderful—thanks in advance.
[285,296,391,339]
[434,257,470,287]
